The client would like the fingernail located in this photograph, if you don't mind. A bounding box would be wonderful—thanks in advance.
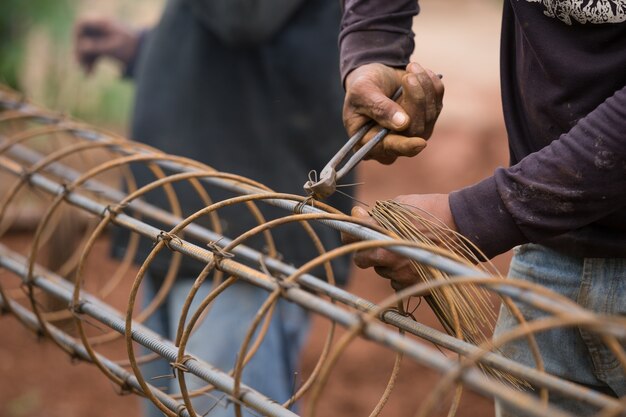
[392,112,407,127]
[407,74,419,86]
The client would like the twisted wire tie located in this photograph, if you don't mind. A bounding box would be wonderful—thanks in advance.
[117,380,134,396]
[155,231,183,251]
[68,299,86,316]
[69,350,84,364]
[260,257,293,297]
[20,167,33,185]
[294,195,315,215]
[175,403,188,417]
[69,301,107,334]
[234,386,252,400]
[224,386,253,407]
[35,327,45,341]
[169,354,195,374]
[20,279,37,295]
[101,202,129,218]
[59,183,72,201]
[206,241,234,271]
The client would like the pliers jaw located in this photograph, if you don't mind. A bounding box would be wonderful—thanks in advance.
[303,167,337,200]
[303,87,404,201]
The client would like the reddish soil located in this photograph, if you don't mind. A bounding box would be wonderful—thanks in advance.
[0,117,512,417]
[1,2,511,416]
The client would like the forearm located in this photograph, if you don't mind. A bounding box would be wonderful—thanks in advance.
[184,0,305,46]
[340,0,419,83]
[450,85,626,258]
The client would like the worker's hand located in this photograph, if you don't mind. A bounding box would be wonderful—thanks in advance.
[74,17,141,74]
[343,62,444,165]
[342,194,456,290]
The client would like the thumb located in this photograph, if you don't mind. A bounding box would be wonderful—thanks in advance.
[351,206,369,218]
[342,206,370,244]
[362,90,410,131]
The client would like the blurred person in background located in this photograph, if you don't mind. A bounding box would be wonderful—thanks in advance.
[74,1,355,416]
[339,1,625,416]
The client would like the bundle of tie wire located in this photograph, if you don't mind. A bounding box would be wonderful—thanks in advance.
[369,199,525,388]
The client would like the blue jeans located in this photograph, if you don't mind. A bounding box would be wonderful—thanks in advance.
[141,276,310,417]
[494,244,626,417]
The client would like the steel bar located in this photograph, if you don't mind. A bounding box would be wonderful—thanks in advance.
[2,91,624,417]
[2,145,618,407]
[0,96,612,322]
[0,131,599,325]
[0,249,298,417]
[0,140,623,339]
[0,93,488,277]
[0,238,577,417]
[0,297,194,417]
[5,141,623,410]
[0,152,621,415]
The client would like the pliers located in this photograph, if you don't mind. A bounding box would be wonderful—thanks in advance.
[303,87,403,200]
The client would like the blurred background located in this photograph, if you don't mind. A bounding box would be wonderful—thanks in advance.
[0,0,161,129]
[0,0,510,416]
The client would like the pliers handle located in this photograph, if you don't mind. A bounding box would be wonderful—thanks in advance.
[303,87,403,200]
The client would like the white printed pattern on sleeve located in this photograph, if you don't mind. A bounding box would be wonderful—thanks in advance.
[526,0,626,24]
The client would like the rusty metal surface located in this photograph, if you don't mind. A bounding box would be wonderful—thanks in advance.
[0,87,624,417]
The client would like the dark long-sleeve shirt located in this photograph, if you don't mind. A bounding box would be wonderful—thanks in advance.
[340,0,626,258]
[114,0,354,283]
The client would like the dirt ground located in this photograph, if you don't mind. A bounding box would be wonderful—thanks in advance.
[0,1,513,417]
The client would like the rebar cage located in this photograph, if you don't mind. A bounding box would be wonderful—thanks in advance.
[0,86,625,417]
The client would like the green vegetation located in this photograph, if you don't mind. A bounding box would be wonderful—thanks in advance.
[0,0,73,88]
[0,0,133,130]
